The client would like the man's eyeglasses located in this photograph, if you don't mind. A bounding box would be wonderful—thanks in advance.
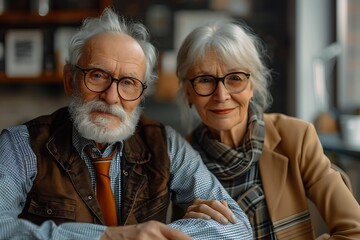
[75,65,147,101]
[188,71,251,97]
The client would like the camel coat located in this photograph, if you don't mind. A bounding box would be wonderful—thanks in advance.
[261,114,360,239]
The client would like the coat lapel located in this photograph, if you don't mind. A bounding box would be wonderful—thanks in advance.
[259,116,289,213]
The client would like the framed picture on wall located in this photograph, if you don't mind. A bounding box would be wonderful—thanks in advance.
[146,4,173,50]
[5,29,43,77]
[54,27,77,75]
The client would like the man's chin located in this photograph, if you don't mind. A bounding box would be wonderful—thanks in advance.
[83,126,131,144]
[95,124,122,134]
[91,114,122,126]
[69,99,142,144]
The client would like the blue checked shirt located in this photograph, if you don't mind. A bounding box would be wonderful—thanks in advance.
[0,124,252,240]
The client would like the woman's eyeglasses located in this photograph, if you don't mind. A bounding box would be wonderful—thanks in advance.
[188,71,251,96]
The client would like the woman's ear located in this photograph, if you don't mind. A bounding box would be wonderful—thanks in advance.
[186,85,192,98]
[63,64,74,96]
[185,86,192,107]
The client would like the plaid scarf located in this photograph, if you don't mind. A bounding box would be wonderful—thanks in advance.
[193,102,264,180]
[191,102,277,239]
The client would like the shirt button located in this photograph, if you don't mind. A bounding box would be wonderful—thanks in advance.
[88,195,93,200]
[123,170,128,176]
[46,209,53,215]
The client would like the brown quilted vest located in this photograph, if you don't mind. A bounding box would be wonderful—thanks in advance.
[19,107,171,226]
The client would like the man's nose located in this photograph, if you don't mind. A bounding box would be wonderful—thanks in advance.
[100,81,119,104]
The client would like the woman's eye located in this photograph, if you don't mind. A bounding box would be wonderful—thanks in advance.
[229,75,241,80]
[198,77,214,83]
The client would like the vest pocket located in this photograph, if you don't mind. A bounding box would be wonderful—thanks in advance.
[23,195,76,224]
[133,191,170,223]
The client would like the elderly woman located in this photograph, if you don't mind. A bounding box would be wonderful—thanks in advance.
[175,20,360,239]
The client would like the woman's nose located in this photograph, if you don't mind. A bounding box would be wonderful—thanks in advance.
[212,81,230,101]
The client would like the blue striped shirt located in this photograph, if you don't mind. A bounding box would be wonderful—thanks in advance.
[0,124,252,240]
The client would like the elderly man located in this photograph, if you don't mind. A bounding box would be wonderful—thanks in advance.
[0,7,252,240]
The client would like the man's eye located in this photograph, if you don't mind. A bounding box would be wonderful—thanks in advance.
[89,70,108,80]
[122,78,135,85]
[93,73,102,79]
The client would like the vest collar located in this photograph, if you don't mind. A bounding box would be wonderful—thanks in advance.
[123,131,152,164]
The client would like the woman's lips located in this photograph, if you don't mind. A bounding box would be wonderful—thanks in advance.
[210,108,235,115]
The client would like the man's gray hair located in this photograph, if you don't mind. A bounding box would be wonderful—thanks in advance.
[66,7,158,93]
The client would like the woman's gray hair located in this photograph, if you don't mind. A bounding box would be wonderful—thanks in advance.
[66,7,158,94]
[176,19,273,128]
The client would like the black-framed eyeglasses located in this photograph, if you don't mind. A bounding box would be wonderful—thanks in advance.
[75,65,147,101]
[188,71,251,96]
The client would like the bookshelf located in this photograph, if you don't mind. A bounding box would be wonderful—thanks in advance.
[0,0,112,84]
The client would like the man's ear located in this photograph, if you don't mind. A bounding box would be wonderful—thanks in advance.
[63,64,74,96]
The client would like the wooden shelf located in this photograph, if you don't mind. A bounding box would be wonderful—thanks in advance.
[0,72,62,84]
[0,10,103,24]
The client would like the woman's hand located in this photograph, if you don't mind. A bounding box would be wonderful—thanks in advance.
[184,198,238,224]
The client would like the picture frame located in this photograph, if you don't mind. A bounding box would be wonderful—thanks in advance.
[146,4,173,50]
[5,29,43,77]
[54,27,77,75]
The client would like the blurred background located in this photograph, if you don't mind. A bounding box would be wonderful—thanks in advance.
[0,0,359,203]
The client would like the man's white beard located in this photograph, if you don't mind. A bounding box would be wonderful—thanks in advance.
[69,97,142,144]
